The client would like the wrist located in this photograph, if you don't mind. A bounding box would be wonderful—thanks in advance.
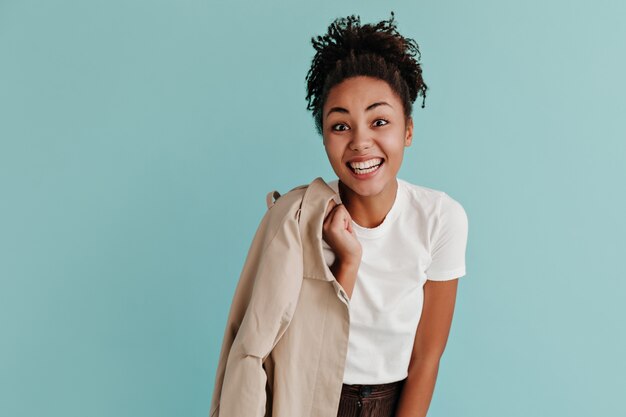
[333,257,360,272]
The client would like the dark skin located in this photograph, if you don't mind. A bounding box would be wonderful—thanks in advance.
[321,76,459,417]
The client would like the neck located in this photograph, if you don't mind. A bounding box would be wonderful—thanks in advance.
[338,178,398,229]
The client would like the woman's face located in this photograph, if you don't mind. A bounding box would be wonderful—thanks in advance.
[322,75,413,199]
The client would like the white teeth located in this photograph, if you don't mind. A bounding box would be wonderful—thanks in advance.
[348,158,383,169]
[348,158,383,175]
[352,164,380,174]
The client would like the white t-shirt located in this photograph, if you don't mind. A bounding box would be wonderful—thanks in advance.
[322,177,468,384]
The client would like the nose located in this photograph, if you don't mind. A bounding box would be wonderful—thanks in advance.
[349,128,373,152]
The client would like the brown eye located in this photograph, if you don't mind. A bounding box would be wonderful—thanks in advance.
[332,123,348,132]
[373,118,389,127]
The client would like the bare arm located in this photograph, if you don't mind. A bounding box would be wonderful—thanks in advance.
[330,260,359,299]
[394,278,459,417]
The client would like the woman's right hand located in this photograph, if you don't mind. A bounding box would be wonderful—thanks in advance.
[322,200,362,267]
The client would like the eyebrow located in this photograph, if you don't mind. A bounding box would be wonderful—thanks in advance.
[325,101,393,119]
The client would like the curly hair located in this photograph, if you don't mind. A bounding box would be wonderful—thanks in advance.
[305,11,428,136]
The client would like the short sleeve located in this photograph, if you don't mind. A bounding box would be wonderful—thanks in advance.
[425,193,469,281]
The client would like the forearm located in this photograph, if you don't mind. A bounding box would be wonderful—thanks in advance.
[394,357,441,417]
[330,260,359,299]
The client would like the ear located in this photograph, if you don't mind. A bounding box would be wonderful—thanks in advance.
[405,117,414,147]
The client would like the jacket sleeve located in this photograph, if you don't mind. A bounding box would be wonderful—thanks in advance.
[209,203,303,417]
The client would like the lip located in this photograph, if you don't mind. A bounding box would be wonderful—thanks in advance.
[346,155,385,164]
[346,159,384,180]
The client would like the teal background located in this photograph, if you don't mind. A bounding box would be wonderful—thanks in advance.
[1,0,625,416]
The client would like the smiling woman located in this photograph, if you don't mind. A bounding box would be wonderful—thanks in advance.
[305,12,469,417]
[209,10,469,417]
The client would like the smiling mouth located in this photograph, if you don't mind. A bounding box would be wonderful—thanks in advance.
[346,159,384,174]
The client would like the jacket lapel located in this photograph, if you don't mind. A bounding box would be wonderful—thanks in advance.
[300,177,341,282]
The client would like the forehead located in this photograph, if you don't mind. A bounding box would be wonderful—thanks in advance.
[324,76,400,110]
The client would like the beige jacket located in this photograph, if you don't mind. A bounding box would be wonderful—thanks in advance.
[209,176,350,417]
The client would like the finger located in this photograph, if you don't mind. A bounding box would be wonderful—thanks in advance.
[331,204,349,230]
[330,210,349,231]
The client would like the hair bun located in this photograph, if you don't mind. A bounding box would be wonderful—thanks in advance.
[305,11,428,135]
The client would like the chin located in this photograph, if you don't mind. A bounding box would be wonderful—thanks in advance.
[340,177,385,196]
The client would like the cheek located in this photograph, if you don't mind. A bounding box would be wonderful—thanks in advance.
[380,135,407,155]
[323,142,343,161]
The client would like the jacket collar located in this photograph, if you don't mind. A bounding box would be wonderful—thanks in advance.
[300,177,341,281]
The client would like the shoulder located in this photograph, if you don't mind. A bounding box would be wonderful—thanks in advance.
[399,178,445,203]
[436,193,468,234]
[269,183,308,211]
[398,178,450,211]
[261,182,309,232]
[397,178,467,224]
